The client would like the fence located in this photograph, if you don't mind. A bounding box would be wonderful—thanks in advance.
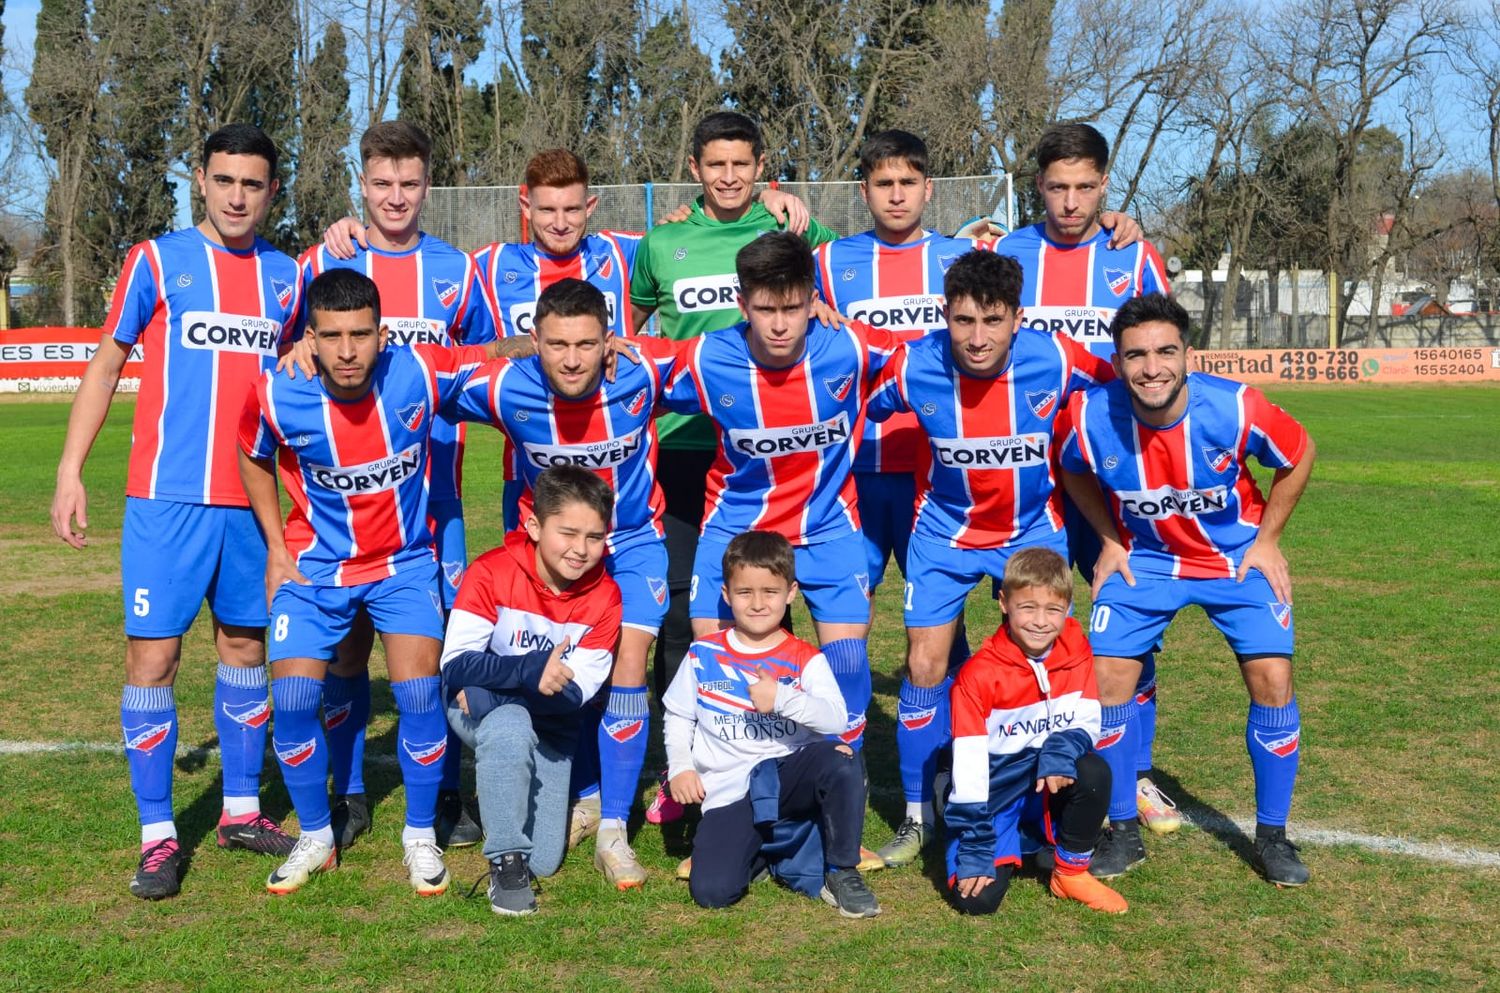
[421,175,1015,252]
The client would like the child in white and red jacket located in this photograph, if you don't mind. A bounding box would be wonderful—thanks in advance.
[944,546,1128,915]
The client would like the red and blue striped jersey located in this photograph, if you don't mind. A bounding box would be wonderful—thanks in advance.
[449,351,673,554]
[997,224,1169,358]
[867,328,1112,550]
[239,344,489,586]
[645,320,901,546]
[299,234,495,504]
[108,228,301,507]
[473,232,642,338]
[814,231,988,473]
[1055,374,1309,579]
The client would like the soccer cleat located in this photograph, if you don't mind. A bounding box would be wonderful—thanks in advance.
[266,835,337,894]
[130,838,185,900]
[403,838,451,896]
[675,856,692,881]
[645,773,686,825]
[1253,827,1310,887]
[1089,821,1147,879]
[488,852,536,915]
[857,846,887,872]
[331,792,371,850]
[594,831,647,890]
[1136,777,1182,835]
[435,790,482,849]
[567,793,601,851]
[819,868,881,919]
[216,811,296,856]
[875,817,929,867]
[1051,869,1129,913]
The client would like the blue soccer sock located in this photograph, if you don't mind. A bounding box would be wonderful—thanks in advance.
[1246,698,1301,827]
[822,638,871,751]
[1098,701,1139,823]
[122,684,178,830]
[1134,653,1158,774]
[214,663,268,810]
[571,700,604,800]
[598,686,649,822]
[391,676,447,829]
[321,670,369,796]
[271,676,332,832]
[896,677,952,812]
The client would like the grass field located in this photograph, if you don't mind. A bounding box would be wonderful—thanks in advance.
[2,385,1497,992]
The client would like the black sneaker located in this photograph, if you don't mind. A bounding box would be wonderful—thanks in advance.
[1029,845,1056,875]
[819,868,881,919]
[488,852,537,916]
[216,811,296,856]
[1254,826,1310,887]
[435,790,482,849]
[1089,820,1147,879]
[331,793,371,850]
[130,837,185,900]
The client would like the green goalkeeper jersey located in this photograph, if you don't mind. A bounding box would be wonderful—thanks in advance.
[630,197,838,449]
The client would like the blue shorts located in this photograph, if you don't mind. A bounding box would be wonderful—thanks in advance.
[431,498,466,610]
[606,538,670,635]
[502,480,524,533]
[1061,494,1102,585]
[1088,570,1295,659]
[691,529,871,624]
[855,472,915,590]
[122,497,268,637]
[905,529,1068,628]
[268,563,445,663]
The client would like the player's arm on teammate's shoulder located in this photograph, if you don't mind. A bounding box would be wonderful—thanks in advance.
[1237,434,1316,603]
[52,334,134,548]
[759,186,811,236]
[321,216,369,260]
[1099,211,1142,249]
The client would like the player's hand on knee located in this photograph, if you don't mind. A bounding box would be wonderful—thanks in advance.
[455,689,470,716]
[669,769,705,805]
[276,336,317,380]
[1238,539,1291,604]
[1036,775,1074,794]
[538,639,574,695]
[956,875,992,898]
[51,479,89,549]
[322,216,368,259]
[1091,539,1135,600]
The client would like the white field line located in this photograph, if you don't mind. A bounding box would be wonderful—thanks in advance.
[5,739,1499,871]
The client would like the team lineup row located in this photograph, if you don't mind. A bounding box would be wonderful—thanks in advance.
[49,112,1313,917]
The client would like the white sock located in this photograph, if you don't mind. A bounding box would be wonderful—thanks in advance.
[598,817,628,836]
[906,801,934,826]
[141,820,177,846]
[402,825,437,846]
[304,825,336,847]
[222,795,259,818]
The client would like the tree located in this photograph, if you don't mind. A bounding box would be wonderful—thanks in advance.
[630,9,718,182]
[397,0,490,186]
[293,20,353,247]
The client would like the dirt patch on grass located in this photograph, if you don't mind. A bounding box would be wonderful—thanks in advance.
[2,533,122,598]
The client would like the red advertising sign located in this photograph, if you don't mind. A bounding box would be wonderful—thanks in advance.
[0,328,143,393]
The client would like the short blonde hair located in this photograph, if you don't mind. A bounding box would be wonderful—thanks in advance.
[1000,547,1072,601]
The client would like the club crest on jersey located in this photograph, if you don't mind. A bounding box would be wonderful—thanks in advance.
[123,721,173,753]
[605,717,645,743]
[625,388,648,417]
[402,738,448,766]
[1104,267,1132,295]
[432,278,460,308]
[222,698,270,728]
[1203,446,1235,473]
[648,576,668,605]
[1096,723,1127,749]
[824,373,854,402]
[898,706,937,731]
[274,737,317,767]
[838,714,867,743]
[272,277,294,308]
[1026,388,1059,419]
[398,401,426,432]
[323,700,353,730]
[1253,728,1300,757]
[591,253,613,279]
[443,560,465,589]
[1267,602,1292,629]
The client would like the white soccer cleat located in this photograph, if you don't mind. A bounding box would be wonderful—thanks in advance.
[403,838,451,896]
[1136,777,1182,835]
[266,835,337,895]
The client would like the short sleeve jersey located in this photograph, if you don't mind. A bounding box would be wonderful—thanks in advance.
[450,350,676,554]
[866,328,1112,549]
[998,224,1169,358]
[647,319,899,546]
[108,228,301,507]
[813,230,989,473]
[473,232,641,338]
[239,344,488,586]
[1055,374,1309,579]
[628,199,838,449]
